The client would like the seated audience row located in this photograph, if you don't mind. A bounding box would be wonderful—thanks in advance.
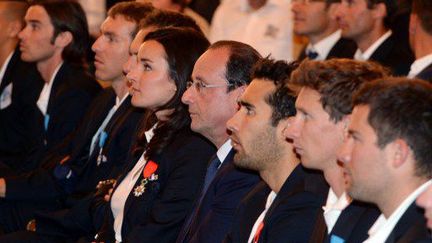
[0,1,431,243]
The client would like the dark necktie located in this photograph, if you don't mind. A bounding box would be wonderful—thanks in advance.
[306,50,319,60]
[202,155,221,193]
[176,155,221,243]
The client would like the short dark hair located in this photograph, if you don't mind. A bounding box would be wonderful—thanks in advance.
[353,78,432,178]
[412,0,432,35]
[141,27,210,159]
[251,58,298,126]
[107,1,154,38]
[32,0,89,66]
[138,9,202,34]
[366,0,399,28]
[209,40,262,92]
[291,59,389,122]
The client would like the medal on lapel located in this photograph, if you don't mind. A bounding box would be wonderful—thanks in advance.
[96,131,108,166]
[133,160,158,197]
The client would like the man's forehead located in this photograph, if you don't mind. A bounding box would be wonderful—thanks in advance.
[297,87,320,104]
[349,105,370,130]
[25,5,49,22]
[102,15,135,34]
[193,48,229,81]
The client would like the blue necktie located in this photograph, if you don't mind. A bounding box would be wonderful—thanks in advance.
[202,155,221,193]
[307,50,319,60]
[330,234,345,243]
[176,155,221,243]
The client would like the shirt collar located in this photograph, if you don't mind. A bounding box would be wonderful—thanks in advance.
[354,30,392,61]
[115,93,129,109]
[144,123,157,144]
[408,53,432,78]
[217,139,233,163]
[307,30,342,61]
[323,188,351,212]
[365,180,432,243]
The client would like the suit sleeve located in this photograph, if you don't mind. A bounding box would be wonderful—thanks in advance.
[190,167,259,243]
[261,193,324,243]
[5,168,64,201]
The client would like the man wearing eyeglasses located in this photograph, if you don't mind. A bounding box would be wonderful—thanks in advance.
[292,0,357,61]
[176,40,261,243]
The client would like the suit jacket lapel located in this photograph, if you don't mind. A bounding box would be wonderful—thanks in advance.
[264,164,305,221]
[416,63,432,82]
[122,153,162,219]
[369,36,393,64]
[327,38,357,59]
[88,95,131,160]
[45,63,67,116]
[385,202,425,243]
[0,50,20,92]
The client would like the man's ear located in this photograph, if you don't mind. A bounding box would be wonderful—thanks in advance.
[372,2,387,20]
[54,31,73,48]
[279,117,293,141]
[390,139,410,168]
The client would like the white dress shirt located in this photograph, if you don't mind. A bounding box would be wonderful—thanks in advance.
[217,139,232,165]
[306,30,343,61]
[247,191,277,243]
[210,0,294,61]
[0,51,14,109]
[323,188,351,233]
[36,62,63,115]
[364,180,432,243]
[408,53,432,78]
[354,31,392,61]
[111,125,156,243]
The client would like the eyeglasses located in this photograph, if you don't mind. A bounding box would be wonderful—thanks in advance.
[187,80,233,93]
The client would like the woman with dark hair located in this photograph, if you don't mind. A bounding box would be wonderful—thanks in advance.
[94,27,214,243]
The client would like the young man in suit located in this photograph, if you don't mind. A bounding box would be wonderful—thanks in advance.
[335,0,414,75]
[224,58,328,243]
[285,59,389,243]
[408,0,432,82]
[176,41,262,243]
[338,78,432,242]
[292,0,356,61]
[0,0,43,174]
[0,10,214,243]
[8,0,102,174]
[0,2,152,234]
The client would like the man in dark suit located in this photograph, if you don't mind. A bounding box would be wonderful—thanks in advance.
[292,0,356,61]
[222,58,328,243]
[338,78,432,242]
[0,9,213,242]
[335,0,414,76]
[5,0,101,174]
[0,2,153,234]
[0,0,44,174]
[408,0,432,82]
[176,41,262,243]
[286,59,389,243]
